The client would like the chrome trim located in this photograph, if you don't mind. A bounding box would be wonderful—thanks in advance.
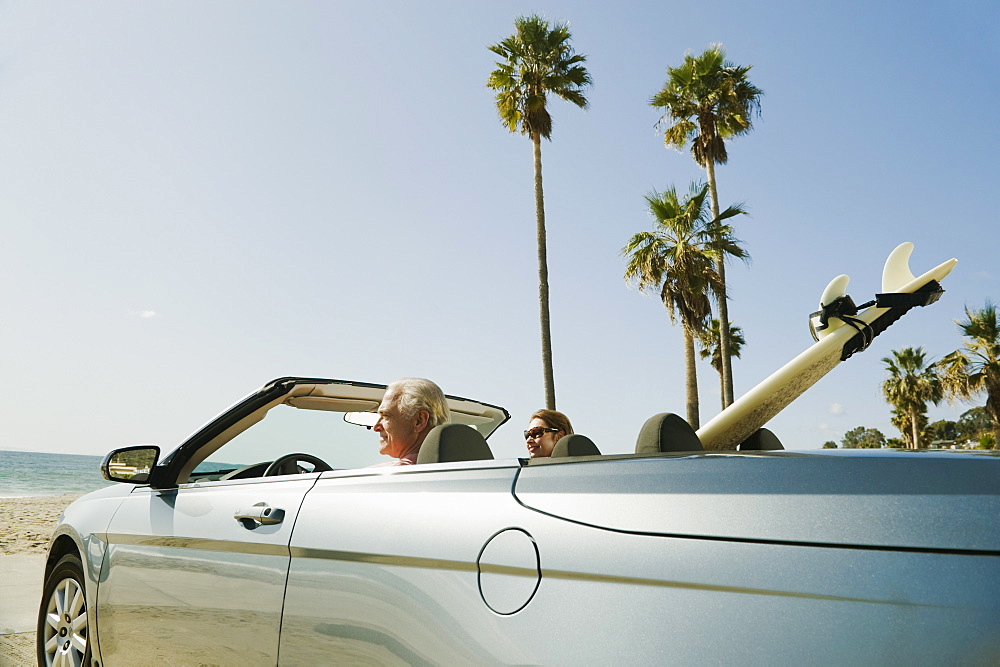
[538,568,936,607]
[288,546,948,607]
[290,547,478,573]
[104,533,289,557]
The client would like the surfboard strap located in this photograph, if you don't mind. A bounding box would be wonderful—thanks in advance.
[810,281,945,360]
[809,295,868,343]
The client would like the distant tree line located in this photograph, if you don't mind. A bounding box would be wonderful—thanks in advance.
[114,448,156,467]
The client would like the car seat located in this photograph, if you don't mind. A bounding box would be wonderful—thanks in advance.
[417,423,494,464]
[550,433,601,457]
[635,413,704,453]
[738,428,784,450]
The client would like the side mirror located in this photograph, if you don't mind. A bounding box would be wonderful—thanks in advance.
[101,445,160,483]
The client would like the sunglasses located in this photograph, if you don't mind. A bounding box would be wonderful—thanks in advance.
[524,427,561,440]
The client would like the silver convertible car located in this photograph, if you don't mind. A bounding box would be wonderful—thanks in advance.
[39,376,1000,665]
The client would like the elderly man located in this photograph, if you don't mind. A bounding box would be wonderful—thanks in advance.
[371,378,451,466]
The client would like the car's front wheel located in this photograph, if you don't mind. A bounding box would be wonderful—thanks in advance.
[37,553,91,667]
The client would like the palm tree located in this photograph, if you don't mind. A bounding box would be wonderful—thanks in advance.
[622,182,746,428]
[697,319,745,410]
[890,407,928,449]
[938,302,1000,447]
[487,15,592,410]
[650,44,762,408]
[881,347,943,449]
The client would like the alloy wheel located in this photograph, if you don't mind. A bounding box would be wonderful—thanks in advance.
[40,570,88,666]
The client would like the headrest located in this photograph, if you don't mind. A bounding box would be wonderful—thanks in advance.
[551,433,601,457]
[635,413,703,454]
[417,423,494,464]
[739,428,784,450]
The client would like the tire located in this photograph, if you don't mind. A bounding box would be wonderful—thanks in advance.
[37,553,91,667]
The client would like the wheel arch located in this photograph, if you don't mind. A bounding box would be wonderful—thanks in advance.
[44,534,81,580]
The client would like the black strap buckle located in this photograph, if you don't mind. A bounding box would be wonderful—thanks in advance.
[809,295,864,342]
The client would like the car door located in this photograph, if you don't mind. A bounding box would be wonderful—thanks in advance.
[278,461,529,665]
[95,474,315,665]
[91,382,386,665]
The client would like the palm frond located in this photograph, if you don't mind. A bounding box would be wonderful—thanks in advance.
[487,15,592,139]
[881,347,944,429]
[939,303,1000,419]
[623,181,747,330]
[650,44,763,167]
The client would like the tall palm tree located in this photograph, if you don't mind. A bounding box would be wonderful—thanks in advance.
[650,44,762,408]
[938,302,1000,447]
[697,319,745,410]
[488,15,592,410]
[881,347,943,449]
[622,182,746,428]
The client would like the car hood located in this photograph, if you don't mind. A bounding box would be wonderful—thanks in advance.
[513,451,1000,553]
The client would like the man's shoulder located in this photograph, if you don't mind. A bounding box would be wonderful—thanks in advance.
[365,458,415,468]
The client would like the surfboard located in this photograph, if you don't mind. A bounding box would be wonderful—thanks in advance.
[695,242,957,451]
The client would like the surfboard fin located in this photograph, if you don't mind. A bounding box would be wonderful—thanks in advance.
[810,274,851,340]
[882,242,918,292]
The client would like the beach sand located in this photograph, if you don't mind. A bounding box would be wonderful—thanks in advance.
[0,495,83,663]
[0,494,82,556]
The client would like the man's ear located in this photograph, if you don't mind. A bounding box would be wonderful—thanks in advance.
[414,410,430,432]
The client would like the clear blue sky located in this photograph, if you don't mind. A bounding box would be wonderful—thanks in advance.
[1,1,997,458]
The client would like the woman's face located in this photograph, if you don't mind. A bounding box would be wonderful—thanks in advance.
[525,417,564,458]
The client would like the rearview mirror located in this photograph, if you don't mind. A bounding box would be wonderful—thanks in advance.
[344,411,378,429]
[101,445,160,483]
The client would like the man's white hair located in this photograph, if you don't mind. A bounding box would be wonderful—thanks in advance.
[387,378,451,429]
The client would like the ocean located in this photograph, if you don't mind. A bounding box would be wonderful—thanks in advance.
[0,449,114,498]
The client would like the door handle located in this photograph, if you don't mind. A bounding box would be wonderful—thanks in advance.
[235,502,285,526]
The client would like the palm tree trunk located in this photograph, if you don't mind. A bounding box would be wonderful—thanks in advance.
[986,394,1000,449]
[718,365,725,412]
[705,160,735,409]
[910,406,920,449]
[987,394,1000,449]
[532,132,556,410]
[683,323,700,429]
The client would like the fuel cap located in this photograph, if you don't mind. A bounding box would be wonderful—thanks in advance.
[477,528,540,615]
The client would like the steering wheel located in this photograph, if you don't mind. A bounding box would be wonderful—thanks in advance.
[262,453,333,477]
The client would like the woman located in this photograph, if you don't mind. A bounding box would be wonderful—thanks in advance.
[524,409,573,458]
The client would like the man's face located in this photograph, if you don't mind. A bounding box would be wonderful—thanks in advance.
[373,388,422,458]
